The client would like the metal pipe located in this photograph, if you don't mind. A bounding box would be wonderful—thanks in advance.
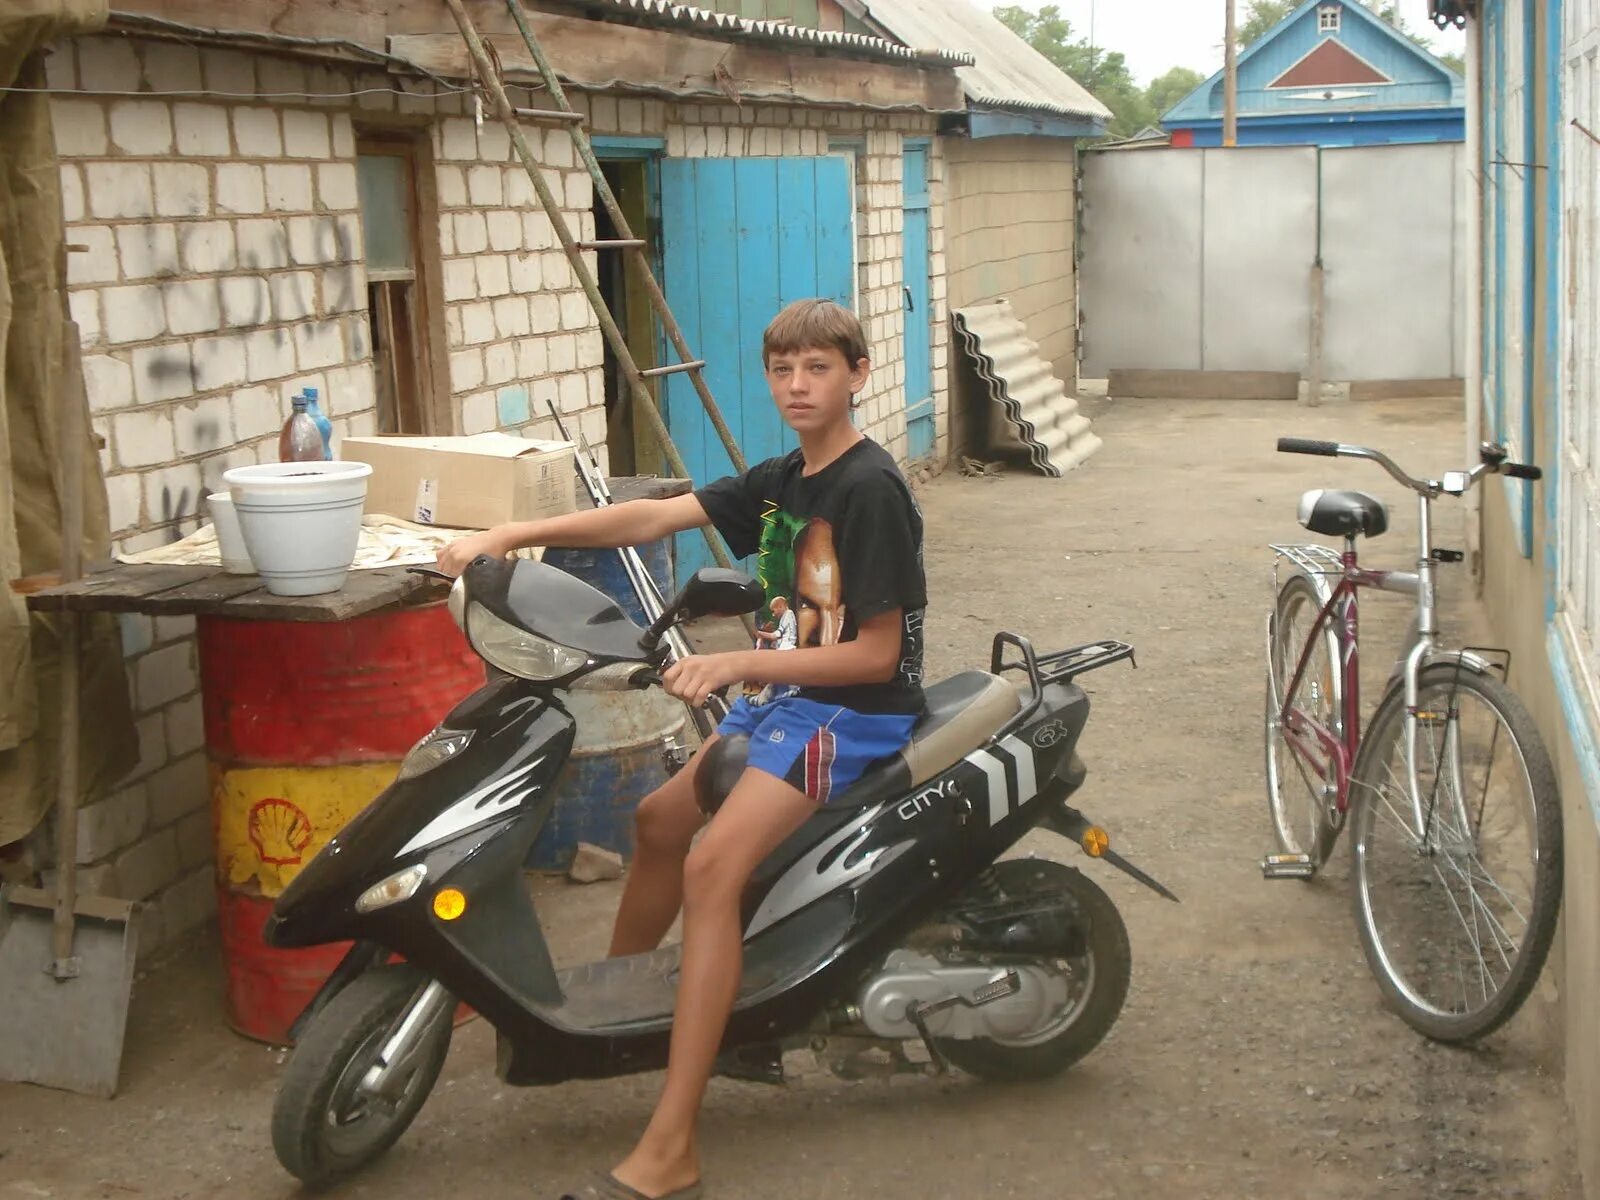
[1463,11,1485,585]
[1223,0,1239,147]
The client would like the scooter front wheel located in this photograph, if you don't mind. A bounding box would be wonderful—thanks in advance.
[272,964,453,1187]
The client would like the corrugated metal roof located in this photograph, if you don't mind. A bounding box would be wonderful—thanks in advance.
[586,0,973,67]
[854,0,1111,121]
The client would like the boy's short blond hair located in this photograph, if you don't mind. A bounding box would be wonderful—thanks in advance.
[762,299,869,368]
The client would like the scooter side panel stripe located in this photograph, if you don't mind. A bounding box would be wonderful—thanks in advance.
[969,749,1009,826]
[1000,735,1038,806]
[395,756,545,857]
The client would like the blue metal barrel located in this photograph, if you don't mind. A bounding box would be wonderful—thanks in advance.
[542,538,673,627]
[527,689,687,870]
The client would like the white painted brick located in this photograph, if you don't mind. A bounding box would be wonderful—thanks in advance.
[460,302,496,345]
[233,108,282,157]
[116,224,180,283]
[292,320,344,370]
[217,164,266,215]
[564,173,590,208]
[135,640,196,711]
[442,259,477,302]
[559,292,591,331]
[485,342,517,387]
[706,126,727,157]
[108,100,173,156]
[75,786,148,866]
[160,867,216,936]
[179,222,236,274]
[103,284,166,344]
[445,307,463,347]
[174,396,233,457]
[120,613,155,658]
[44,42,75,90]
[508,252,543,294]
[504,168,533,209]
[325,364,376,416]
[478,120,510,162]
[83,354,134,413]
[517,338,549,380]
[114,828,180,901]
[192,335,249,393]
[67,225,117,285]
[577,328,604,366]
[557,372,587,415]
[86,162,154,220]
[271,271,317,322]
[476,255,511,297]
[257,56,309,98]
[59,165,84,224]
[265,163,313,212]
[105,472,142,533]
[286,215,338,266]
[436,216,455,257]
[548,333,576,374]
[131,343,195,405]
[231,385,283,440]
[487,210,522,253]
[450,348,484,391]
[70,291,100,349]
[112,407,177,468]
[283,109,331,158]
[142,751,206,826]
[531,376,560,421]
[441,117,478,161]
[435,166,467,207]
[493,296,531,338]
[542,252,571,290]
[79,36,141,92]
[617,99,644,134]
[591,95,619,131]
[219,276,270,329]
[467,166,504,207]
[317,162,359,211]
[529,293,561,334]
[142,41,202,93]
[240,218,293,269]
[331,113,355,159]
[170,102,231,158]
[165,279,224,336]
[525,212,556,250]
[245,327,296,381]
[454,212,489,255]
[345,409,377,438]
[461,390,497,434]
[142,462,204,531]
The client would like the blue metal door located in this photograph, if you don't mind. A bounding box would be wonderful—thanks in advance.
[661,156,854,574]
[902,141,934,460]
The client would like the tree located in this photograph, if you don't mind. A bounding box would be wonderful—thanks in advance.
[1146,66,1206,120]
[993,5,1155,137]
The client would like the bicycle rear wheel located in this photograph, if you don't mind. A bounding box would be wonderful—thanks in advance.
[1350,663,1562,1042]
[1265,574,1342,864]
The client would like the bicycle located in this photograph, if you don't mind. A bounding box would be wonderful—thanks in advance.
[1264,437,1563,1043]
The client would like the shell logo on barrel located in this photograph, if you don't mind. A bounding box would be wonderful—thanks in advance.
[248,797,314,866]
[214,763,399,896]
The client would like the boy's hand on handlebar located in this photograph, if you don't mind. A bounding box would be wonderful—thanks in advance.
[437,529,510,577]
[662,654,743,709]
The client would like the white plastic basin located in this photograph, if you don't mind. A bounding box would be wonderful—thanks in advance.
[224,461,373,597]
[206,492,254,575]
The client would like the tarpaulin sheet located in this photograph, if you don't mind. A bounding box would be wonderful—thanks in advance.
[0,1,137,847]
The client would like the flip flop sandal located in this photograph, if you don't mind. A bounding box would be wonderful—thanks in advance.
[560,1171,703,1200]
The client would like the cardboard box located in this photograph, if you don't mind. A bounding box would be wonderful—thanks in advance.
[342,434,577,529]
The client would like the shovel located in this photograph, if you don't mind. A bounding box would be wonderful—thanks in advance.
[0,308,139,1097]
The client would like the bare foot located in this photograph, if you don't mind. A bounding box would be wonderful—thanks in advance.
[609,1142,701,1199]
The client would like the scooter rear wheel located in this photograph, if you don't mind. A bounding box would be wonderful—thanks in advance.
[936,859,1131,1082]
[272,964,453,1187]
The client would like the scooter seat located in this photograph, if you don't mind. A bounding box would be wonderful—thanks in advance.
[695,671,1020,813]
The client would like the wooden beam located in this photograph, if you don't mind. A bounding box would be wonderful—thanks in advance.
[390,16,965,110]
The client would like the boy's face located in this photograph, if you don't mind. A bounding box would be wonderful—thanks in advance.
[764,345,869,434]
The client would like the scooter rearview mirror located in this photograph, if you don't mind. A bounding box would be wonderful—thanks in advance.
[639,569,763,650]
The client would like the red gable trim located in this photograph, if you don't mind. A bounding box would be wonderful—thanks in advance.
[1269,40,1392,89]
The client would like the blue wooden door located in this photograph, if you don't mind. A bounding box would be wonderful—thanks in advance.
[661,156,854,574]
[902,141,934,460]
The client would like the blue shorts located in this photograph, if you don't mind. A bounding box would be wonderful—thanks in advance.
[716,695,918,807]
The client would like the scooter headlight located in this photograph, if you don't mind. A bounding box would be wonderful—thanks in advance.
[356,864,429,913]
[466,602,589,681]
[396,728,473,781]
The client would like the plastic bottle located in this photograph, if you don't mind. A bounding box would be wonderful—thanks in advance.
[278,395,324,462]
[302,386,333,460]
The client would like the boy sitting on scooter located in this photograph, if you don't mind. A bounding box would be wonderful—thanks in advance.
[437,298,926,1200]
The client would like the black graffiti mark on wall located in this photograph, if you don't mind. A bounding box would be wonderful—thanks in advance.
[159,417,225,544]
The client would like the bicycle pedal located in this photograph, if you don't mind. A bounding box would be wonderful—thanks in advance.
[1261,853,1316,880]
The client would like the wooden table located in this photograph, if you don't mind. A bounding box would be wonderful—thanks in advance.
[24,476,690,623]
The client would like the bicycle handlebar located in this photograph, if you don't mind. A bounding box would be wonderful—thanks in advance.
[1277,437,1541,495]
[1276,437,1339,457]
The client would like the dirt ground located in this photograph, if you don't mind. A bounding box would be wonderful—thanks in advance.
[0,395,1580,1200]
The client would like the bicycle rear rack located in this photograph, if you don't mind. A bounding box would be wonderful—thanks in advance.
[988,633,1136,741]
[1270,543,1345,577]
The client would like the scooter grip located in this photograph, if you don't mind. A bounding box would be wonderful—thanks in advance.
[1505,462,1543,481]
[630,669,663,688]
[1277,437,1340,457]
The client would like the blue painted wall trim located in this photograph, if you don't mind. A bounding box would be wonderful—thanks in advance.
[591,135,668,158]
[1548,622,1600,830]
[967,110,1104,139]
[1175,113,1464,146]
[1542,0,1564,619]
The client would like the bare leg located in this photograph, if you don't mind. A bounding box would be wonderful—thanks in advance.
[608,736,717,958]
[610,768,818,1197]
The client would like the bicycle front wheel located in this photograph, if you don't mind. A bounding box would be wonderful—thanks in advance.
[1350,663,1562,1042]
[1265,574,1342,863]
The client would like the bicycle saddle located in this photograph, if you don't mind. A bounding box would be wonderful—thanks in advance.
[1297,489,1388,539]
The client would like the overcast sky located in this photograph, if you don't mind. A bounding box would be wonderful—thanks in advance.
[966,0,1467,85]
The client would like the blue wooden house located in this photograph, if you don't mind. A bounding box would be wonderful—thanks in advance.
[1162,0,1464,147]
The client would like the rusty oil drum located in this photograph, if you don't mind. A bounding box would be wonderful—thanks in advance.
[198,601,484,1044]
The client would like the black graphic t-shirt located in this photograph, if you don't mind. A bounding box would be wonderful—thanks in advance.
[695,438,927,715]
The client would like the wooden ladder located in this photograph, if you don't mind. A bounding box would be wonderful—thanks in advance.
[440,0,745,571]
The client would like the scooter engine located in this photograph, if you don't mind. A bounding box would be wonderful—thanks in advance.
[854,951,1074,1041]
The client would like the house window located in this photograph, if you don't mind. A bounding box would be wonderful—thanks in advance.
[355,135,436,434]
[1319,5,1341,32]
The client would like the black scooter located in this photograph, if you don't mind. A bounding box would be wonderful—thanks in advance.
[265,555,1177,1188]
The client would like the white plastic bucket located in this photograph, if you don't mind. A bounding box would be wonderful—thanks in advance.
[206,492,254,575]
[224,461,373,597]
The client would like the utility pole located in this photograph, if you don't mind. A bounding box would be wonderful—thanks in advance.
[1223,0,1239,146]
